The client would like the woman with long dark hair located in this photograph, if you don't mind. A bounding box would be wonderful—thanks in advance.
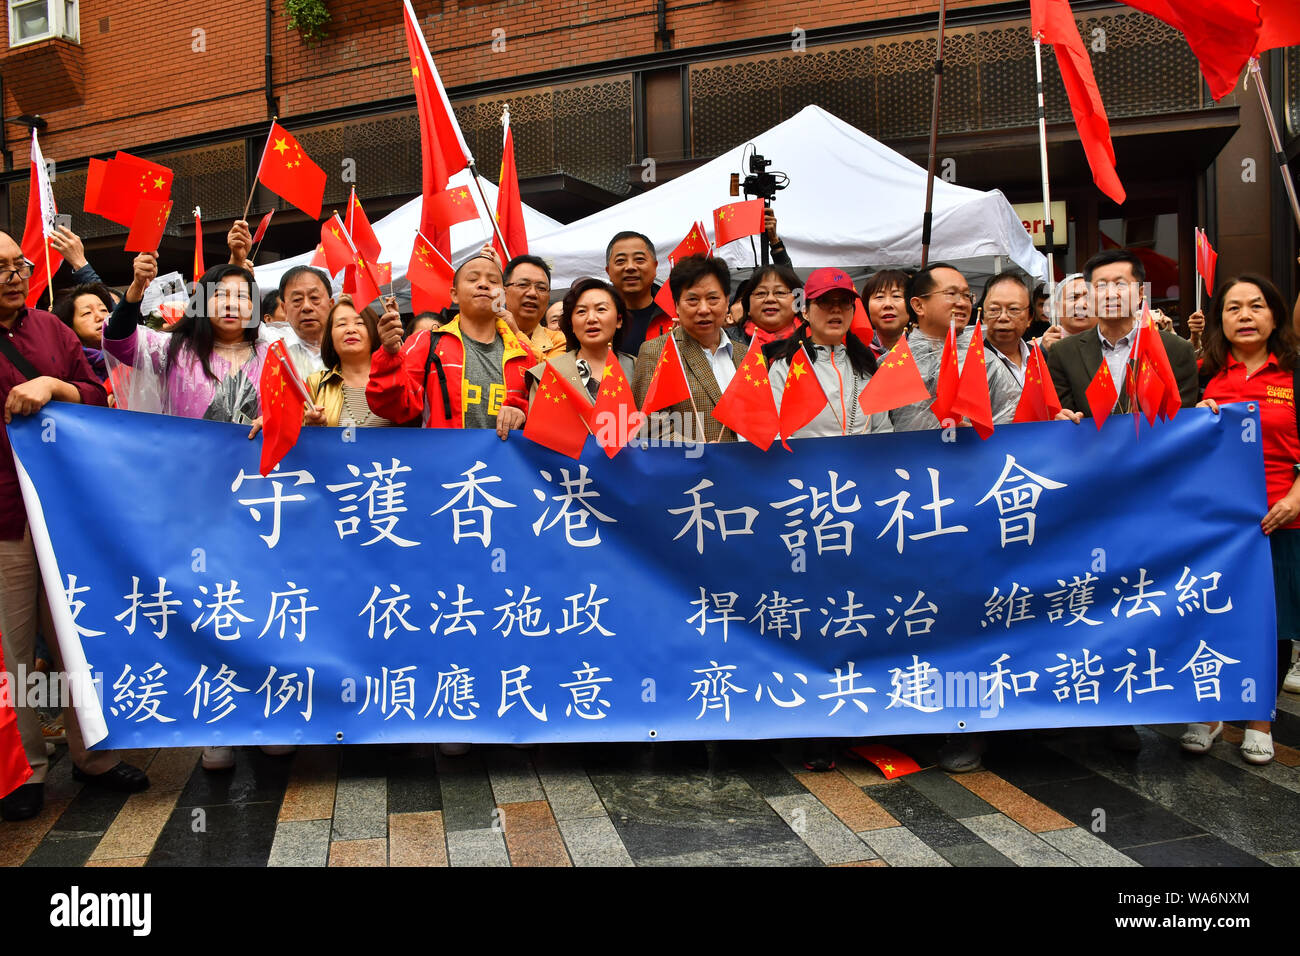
[102,254,266,422]
[1182,274,1300,765]
[304,295,398,428]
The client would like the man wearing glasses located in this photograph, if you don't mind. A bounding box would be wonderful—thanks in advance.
[889,263,1020,432]
[982,272,1034,391]
[503,254,565,360]
[0,232,149,821]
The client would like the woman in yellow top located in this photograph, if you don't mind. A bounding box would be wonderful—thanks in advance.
[304,295,400,427]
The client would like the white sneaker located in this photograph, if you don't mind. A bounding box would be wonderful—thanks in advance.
[437,742,470,756]
[1284,659,1300,694]
[201,746,235,771]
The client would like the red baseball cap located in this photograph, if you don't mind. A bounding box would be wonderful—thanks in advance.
[803,267,857,302]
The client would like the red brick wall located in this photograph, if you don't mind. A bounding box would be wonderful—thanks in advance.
[3,0,998,163]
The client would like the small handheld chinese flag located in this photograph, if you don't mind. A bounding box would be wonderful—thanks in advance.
[376,262,393,287]
[1014,344,1054,422]
[1084,358,1119,428]
[251,209,275,247]
[347,188,382,264]
[192,207,205,283]
[407,230,455,314]
[950,319,995,439]
[586,354,641,458]
[668,221,712,266]
[426,185,478,232]
[0,644,33,800]
[319,215,353,275]
[640,333,692,415]
[930,322,961,425]
[778,345,828,450]
[90,152,174,226]
[124,199,173,253]
[258,340,311,476]
[653,279,677,320]
[256,121,327,220]
[849,298,874,349]
[858,336,932,417]
[523,363,592,459]
[309,243,328,268]
[1137,314,1182,421]
[713,199,765,247]
[713,339,780,450]
[492,109,528,263]
[1195,227,1218,297]
[344,251,384,311]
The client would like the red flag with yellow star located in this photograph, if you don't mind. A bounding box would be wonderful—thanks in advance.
[778,344,828,451]
[259,340,309,476]
[319,215,353,275]
[426,185,478,232]
[858,336,931,417]
[1014,344,1054,422]
[713,339,780,450]
[652,280,677,321]
[0,642,32,799]
[713,199,765,247]
[407,230,454,313]
[930,322,961,425]
[1084,355,1119,428]
[950,319,994,439]
[523,362,592,459]
[640,333,691,415]
[346,188,381,264]
[309,243,327,268]
[847,743,922,779]
[668,221,713,266]
[124,198,173,253]
[585,353,641,458]
[344,251,383,311]
[256,121,326,219]
[492,113,527,263]
[92,152,173,227]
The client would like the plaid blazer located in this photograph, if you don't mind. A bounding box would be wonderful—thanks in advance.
[631,327,744,443]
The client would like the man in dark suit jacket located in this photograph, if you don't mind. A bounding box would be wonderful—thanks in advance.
[1046,249,1199,417]
[632,254,743,444]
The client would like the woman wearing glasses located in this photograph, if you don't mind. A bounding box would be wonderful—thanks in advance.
[732,264,803,347]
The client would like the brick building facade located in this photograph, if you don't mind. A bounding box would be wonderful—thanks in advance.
[0,0,1296,312]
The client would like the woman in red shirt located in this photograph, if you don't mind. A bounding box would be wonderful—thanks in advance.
[1182,274,1300,765]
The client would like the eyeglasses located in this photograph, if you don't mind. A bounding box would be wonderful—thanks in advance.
[0,261,33,283]
[752,289,792,300]
[984,306,1026,319]
[919,289,975,304]
[506,280,550,295]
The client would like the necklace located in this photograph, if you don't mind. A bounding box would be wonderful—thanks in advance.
[213,341,252,353]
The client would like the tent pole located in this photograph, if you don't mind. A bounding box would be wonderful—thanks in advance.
[919,0,947,269]
[1034,36,1056,310]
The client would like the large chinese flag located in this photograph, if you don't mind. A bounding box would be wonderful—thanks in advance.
[640,333,692,415]
[930,322,961,425]
[21,131,62,307]
[255,121,327,220]
[713,339,781,450]
[778,345,828,450]
[0,644,32,800]
[346,189,381,264]
[492,116,527,263]
[713,199,765,247]
[950,319,995,439]
[858,336,932,417]
[403,0,473,256]
[1032,0,1125,205]
[426,185,479,232]
[1257,0,1300,54]
[586,354,641,458]
[523,363,592,459]
[259,341,308,476]
[1119,0,1261,101]
[407,231,454,314]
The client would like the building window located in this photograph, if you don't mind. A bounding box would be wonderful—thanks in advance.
[8,0,78,47]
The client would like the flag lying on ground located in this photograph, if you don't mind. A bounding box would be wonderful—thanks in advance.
[255,121,326,219]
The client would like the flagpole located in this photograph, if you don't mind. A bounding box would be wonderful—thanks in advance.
[1194,228,1202,315]
[1033,35,1057,312]
[42,238,53,309]
[244,116,278,222]
[919,0,947,269]
[1249,58,1300,234]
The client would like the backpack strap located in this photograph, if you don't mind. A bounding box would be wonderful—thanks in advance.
[0,333,39,382]
[421,330,453,422]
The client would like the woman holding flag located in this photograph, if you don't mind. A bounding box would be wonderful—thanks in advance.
[303,295,397,428]
[103,254,268,425]
[1181,275,1300,766]
[524,277,634,403]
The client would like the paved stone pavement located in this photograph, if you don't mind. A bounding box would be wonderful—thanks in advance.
[6,698,1300,867]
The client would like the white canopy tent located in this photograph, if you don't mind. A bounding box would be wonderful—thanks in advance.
[254,167,562,301]
[530,105,1047,290]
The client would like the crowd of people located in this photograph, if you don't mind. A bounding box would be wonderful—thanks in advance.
[1,211,1297,821]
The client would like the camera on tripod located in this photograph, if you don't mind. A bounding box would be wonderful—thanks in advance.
[730,152,786,202]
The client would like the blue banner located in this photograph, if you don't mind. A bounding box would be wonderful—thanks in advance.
[8,402,1276,749]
